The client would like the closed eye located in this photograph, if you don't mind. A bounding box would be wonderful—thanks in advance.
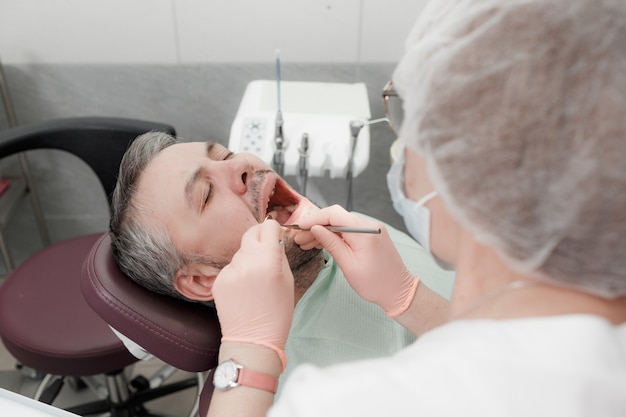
[202,184,211,209]
[201,151,233,210]
[196,143,236,212]
[207,142,234,161]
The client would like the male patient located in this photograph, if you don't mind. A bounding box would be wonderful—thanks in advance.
[109,131,454,392]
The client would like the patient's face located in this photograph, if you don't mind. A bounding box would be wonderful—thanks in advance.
[136,141,318,272]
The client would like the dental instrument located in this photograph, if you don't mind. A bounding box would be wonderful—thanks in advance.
[298,133,309,195]
[283,224,381,234]
[272,49,286,176]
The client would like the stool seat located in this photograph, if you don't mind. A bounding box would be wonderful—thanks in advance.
[0,117,192,415]
[0,233,137,376]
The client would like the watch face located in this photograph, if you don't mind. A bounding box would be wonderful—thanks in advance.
[213,360,238,390]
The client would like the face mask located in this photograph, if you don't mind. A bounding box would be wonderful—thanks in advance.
[386,149,454,271]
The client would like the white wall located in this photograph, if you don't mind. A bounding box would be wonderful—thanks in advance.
[0,0,428,64]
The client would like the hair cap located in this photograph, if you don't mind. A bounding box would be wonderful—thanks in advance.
[394,0,626,298]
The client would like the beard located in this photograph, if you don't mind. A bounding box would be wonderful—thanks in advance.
[283,234,323,292]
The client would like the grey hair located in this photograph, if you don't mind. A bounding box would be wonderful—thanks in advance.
[110,131,190,301]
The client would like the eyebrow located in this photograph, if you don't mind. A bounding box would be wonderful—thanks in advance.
[184,141,217,210]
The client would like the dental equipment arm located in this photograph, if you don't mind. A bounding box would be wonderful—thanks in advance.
[295,205,449,334]
[346,120,364,211]
[345,118,387,211]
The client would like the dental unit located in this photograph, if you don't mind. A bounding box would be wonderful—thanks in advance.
[229,75,372,209]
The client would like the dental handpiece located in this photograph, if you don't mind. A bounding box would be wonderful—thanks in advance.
[273,49,285,177]
[299,133,309,195]
[273,142,285,177]
[273,113,285,176]
[346,120,365,211]
[273,109,285,176]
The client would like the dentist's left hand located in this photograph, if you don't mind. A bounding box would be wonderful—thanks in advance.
[212,220,294,370]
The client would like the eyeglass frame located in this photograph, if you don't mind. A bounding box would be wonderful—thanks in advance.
[381,80,401,135]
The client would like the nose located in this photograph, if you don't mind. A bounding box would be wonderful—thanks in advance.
[222,156,251,195]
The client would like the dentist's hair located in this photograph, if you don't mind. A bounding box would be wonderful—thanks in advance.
[394,0,626,297]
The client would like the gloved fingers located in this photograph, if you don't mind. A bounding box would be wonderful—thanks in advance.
[305,215,417,315]
[212,220,294,354]
[280,246,293,284]
[296,205,360,230]
[307,224,355,262]
[238,218,283,253]
[226,222,292,300]
[292,230,323,250]
[308,223,398,272]
[295,205,379,251]
[300,207,386,254]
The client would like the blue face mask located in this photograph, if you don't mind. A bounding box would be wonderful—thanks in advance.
[386,149,454,271]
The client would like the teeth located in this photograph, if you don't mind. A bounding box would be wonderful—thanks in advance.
[264,183,297,220]
[266,185,276,215]
[269,204,297,213]
[266,208,280,220]
[266,205,296,225]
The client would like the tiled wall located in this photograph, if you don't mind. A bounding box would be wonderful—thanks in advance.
[0,0,427,64]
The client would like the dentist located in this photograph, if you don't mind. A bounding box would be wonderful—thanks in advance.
[208,0,626,416]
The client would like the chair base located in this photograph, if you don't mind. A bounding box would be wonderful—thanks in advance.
[35,369,198,417]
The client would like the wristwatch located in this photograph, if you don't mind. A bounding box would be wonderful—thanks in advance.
[213,359,278,393]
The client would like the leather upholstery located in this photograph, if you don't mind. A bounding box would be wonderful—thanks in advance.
[0,117,175,376]
[81,233,221,373]
[0,234,137,375]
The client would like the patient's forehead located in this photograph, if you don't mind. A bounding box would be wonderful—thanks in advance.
[159,141,207,162]
[134,144,201,219]
[142,142,206,184]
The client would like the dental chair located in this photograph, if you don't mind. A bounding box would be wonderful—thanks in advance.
[0,117,211,416]
[81,233,221,416]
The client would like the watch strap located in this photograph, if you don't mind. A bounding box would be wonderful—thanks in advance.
[238,367,278,394]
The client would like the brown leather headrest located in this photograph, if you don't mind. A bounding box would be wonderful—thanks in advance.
[81,233,221,372]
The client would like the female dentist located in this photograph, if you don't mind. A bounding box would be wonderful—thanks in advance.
[208,0,626,416]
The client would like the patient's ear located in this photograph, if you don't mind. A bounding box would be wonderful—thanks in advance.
[174,263,220,301]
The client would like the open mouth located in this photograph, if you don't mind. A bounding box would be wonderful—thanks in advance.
[264,178,299,225]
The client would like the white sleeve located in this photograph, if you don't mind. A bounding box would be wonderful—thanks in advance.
[269,364,329,417]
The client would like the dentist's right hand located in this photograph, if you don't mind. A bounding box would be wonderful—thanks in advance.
[212,219,293,370]
[294,205,419,318]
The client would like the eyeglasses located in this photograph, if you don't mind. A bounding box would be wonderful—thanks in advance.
[381,80,404,136]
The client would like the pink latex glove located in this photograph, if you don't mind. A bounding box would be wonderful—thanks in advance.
[294,205,419,318]
[212,220,294,369]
